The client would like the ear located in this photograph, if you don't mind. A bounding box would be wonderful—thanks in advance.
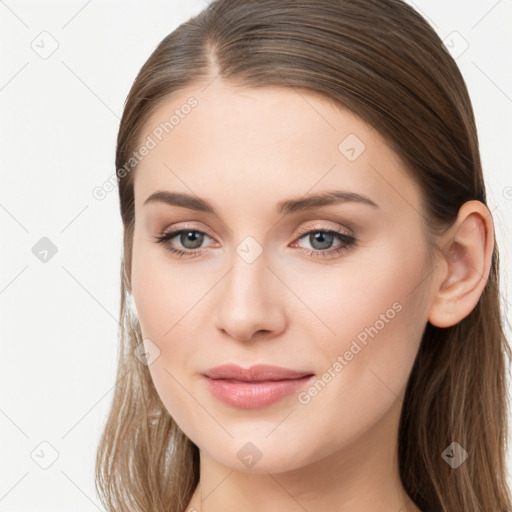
[428,200,494,328]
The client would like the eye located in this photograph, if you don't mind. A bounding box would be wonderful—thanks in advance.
[292,225,356,259]
[152,224,357,259]
[152,228,214,258]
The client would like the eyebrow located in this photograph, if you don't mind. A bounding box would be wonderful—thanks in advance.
[143,189,379,215]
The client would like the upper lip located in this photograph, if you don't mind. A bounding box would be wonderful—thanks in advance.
[203,364,314,382]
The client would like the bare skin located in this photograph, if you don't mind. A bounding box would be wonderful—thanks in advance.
[129,79,494,512]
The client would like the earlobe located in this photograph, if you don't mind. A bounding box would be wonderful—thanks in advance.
[428,200,494,328]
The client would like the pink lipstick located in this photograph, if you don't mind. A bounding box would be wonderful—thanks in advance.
[202,364,314,409]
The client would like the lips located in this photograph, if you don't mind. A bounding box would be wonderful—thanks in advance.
[202,363,314,382]
[202,364,315,409]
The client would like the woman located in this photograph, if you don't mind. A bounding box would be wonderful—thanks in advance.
[95,0,512,510]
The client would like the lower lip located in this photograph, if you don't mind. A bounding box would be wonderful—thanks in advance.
[203,375,314,409]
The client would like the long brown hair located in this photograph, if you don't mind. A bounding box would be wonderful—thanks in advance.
[95,1,512,510]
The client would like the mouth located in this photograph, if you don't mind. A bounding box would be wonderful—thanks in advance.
[202,364,315,409]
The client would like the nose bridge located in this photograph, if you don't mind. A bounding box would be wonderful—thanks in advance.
[224,237,271,308]
[214,236,285,340]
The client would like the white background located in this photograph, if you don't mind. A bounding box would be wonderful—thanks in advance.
[0,0,511,510]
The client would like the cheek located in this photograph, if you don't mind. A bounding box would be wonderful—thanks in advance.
[131,270,202,431]
[290,236,428,342]
[131,233,206,340]
[296,241,429,426]
[132,267,204,377]
[131,242,213,420]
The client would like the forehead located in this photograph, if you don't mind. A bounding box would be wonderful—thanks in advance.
[132,80,422,220]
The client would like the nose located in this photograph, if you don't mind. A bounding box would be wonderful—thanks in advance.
[214,250,287,342]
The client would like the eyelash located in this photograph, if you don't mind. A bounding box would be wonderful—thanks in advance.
[152,224,357,259]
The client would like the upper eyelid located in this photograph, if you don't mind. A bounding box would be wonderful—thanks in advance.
[160,222,350,237]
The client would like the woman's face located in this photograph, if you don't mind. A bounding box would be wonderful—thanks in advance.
[130,80,436,473]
